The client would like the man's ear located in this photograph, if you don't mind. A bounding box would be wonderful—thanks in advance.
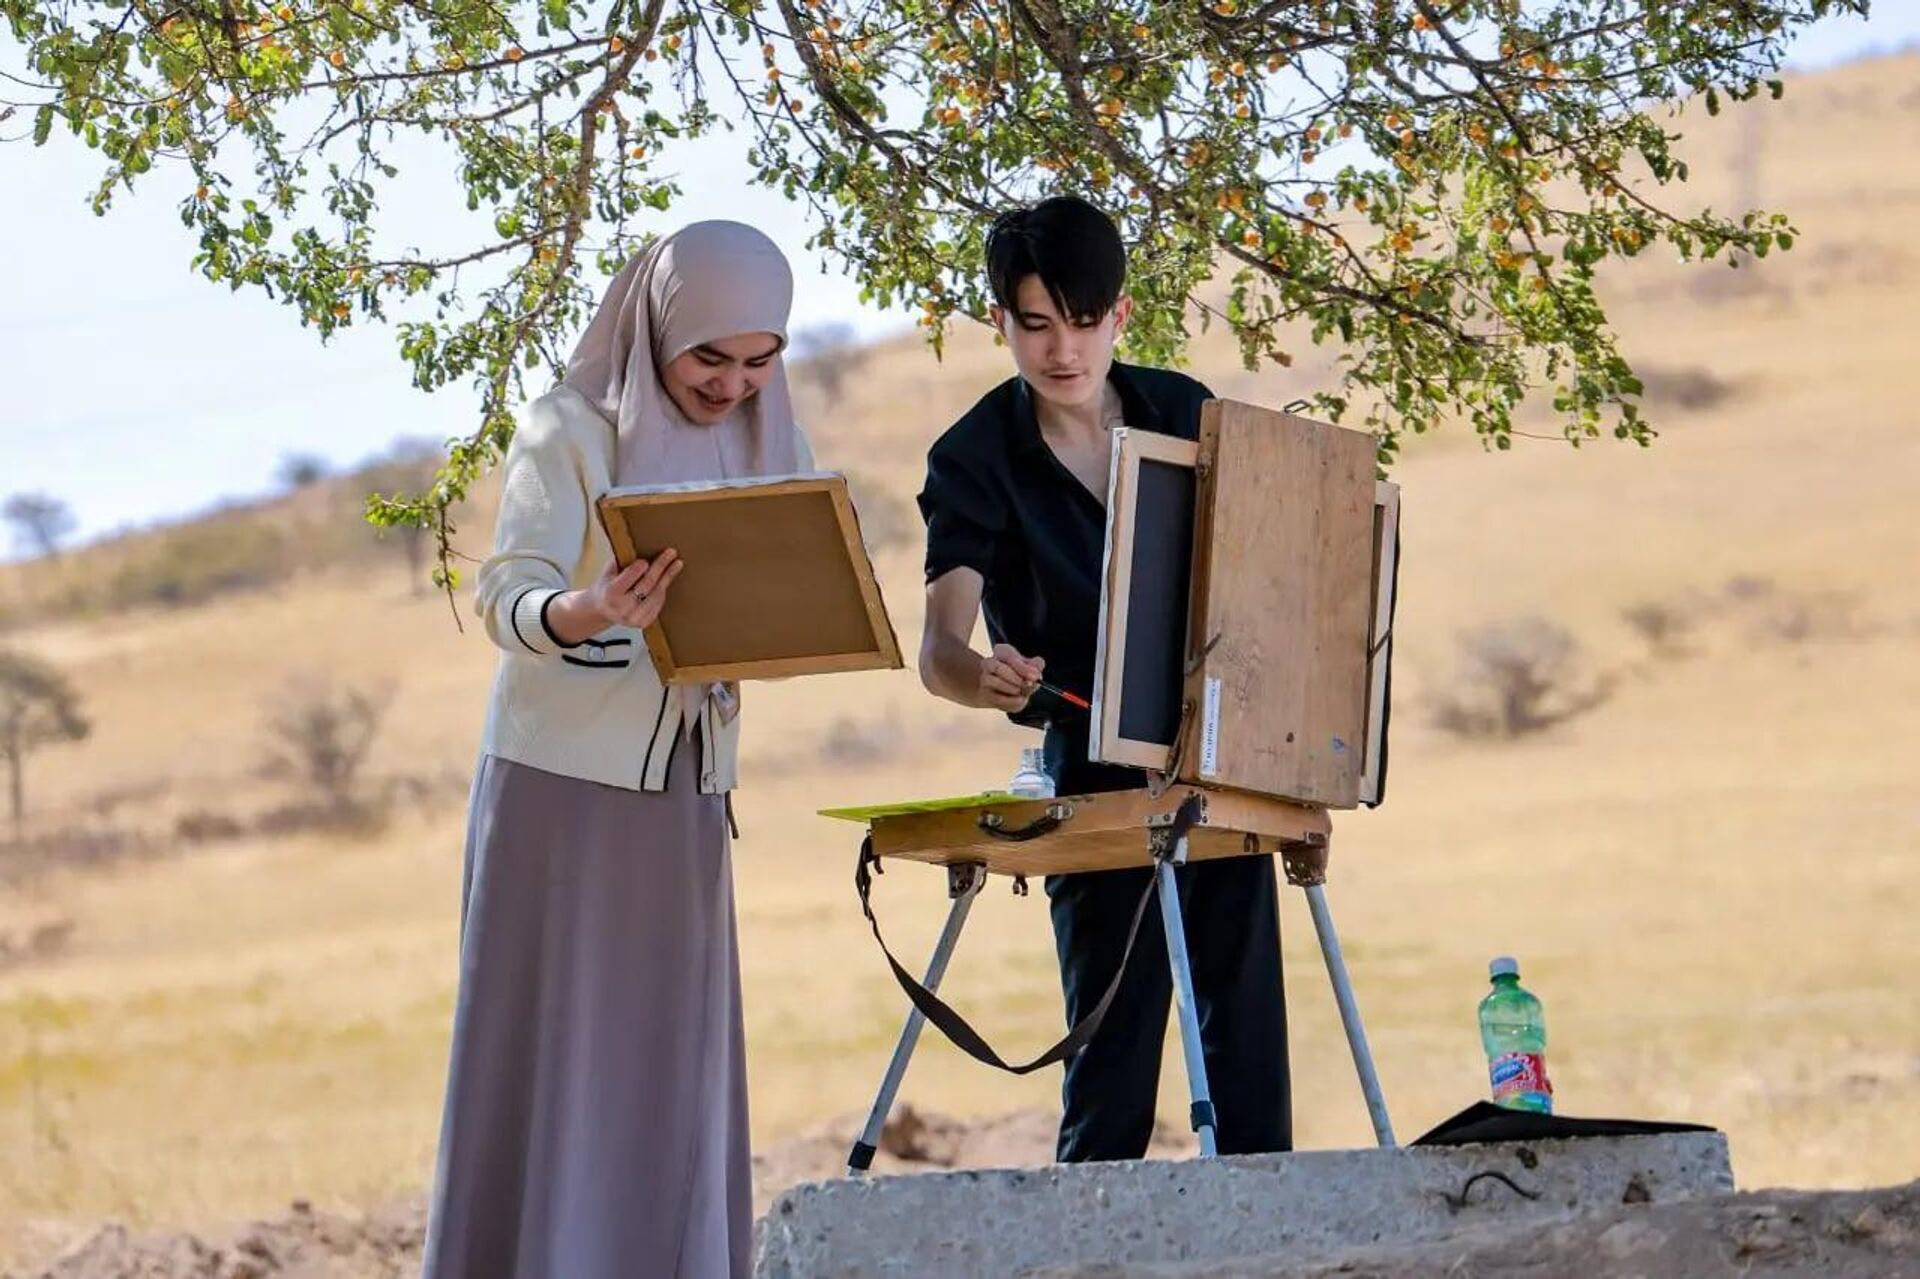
[1111,295,1134,332]
[989,303,1007,336]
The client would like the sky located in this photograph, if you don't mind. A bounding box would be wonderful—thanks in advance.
[2,7,1916,556]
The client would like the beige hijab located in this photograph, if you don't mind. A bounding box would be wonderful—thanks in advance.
[563,220,803,485]
[562,221,803,731]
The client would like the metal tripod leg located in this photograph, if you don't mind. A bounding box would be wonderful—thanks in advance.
[846,862,986,1175]
[1157,834,1219,1157]
[1283,835,1396,1148]
[1304,883,1395,1147]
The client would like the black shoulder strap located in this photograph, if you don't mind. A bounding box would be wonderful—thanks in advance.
[852,794,1200,1075]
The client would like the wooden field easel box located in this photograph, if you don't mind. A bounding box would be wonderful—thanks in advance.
[1090,400,1399,809]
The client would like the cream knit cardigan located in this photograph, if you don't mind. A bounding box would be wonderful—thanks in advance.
[474,383,812,793]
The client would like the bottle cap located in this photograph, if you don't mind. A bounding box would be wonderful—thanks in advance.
[1489,956,1519,979]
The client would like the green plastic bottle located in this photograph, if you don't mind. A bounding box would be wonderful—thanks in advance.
[1479,956,1552,1113]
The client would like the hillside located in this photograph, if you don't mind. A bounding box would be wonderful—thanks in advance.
[3,51,1919,1269]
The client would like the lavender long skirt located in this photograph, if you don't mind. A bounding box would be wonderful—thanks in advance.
[422,747,750,1278]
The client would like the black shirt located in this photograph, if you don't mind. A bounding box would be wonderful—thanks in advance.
[918,362,1214,782]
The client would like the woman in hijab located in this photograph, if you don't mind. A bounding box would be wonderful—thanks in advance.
[422,221,809,1279]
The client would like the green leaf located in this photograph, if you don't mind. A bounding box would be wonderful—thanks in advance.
[0,0,1836,600]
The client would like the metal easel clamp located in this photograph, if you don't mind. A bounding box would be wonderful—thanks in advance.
[1280,830,1331,887]
[946,862,984,899]
[1145,796,1208,831]
[1147,792,1207,866]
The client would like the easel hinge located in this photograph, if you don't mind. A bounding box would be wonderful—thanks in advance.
[1146,795,1206,829]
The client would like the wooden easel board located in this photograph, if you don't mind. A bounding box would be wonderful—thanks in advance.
[596,474,903,683]
[1180,402,1377,806]
[864,785,1330,878]
[1089,428,1200,770]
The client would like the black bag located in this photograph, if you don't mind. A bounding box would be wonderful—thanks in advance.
[1413,1100,1717,1146]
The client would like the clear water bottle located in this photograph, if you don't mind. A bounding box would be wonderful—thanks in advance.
[1479,956,1552,1113]
[1007,746,1055,798]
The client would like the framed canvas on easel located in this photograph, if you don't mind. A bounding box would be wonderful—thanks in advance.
[1087,428,1200,770]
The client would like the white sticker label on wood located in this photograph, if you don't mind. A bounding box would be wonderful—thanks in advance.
[1200,677,1222,777]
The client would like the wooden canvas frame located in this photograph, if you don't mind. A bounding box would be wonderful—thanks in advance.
[596,474,903,683]
[1089,428,1199,770]
[1359,481,1400,806]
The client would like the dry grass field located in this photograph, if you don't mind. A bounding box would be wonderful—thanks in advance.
[3,52,1918,1269]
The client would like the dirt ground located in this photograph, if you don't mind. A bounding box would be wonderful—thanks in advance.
[16,1109,1917,1278]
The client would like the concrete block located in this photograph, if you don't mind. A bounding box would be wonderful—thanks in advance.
[753,1133,1733,1278]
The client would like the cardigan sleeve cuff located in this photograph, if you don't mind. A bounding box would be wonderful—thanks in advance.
[504,586,582,655]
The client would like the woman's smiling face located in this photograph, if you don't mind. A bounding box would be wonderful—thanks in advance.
[659,331,784,424]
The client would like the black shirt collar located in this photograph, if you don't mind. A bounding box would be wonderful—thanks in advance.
[1010,362,1168,456]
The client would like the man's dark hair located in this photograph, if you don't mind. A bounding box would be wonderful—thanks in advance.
[985,196,1126,322]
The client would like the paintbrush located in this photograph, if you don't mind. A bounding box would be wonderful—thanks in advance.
[1032,678,1092,711]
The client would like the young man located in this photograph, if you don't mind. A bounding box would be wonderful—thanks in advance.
[916,196,1290,1162]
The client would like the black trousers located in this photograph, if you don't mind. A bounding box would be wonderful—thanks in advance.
[1043,732,1292,1163]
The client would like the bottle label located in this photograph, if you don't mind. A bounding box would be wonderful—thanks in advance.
[1489,1052,1552,1103]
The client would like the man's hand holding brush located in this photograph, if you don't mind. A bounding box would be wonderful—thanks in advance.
[979,644,1045,713]
[978,645,1095,715]
[920,569,1090,715]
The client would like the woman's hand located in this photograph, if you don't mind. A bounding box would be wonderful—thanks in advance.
[589,551,682,629]
[547,550,682,645]
[979,643,1043,713]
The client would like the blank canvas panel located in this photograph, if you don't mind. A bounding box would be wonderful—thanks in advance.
[1090,429,1200,770]
[1117,457,1197,746]
[1180,401,1377,807]
[597,475,902,683]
